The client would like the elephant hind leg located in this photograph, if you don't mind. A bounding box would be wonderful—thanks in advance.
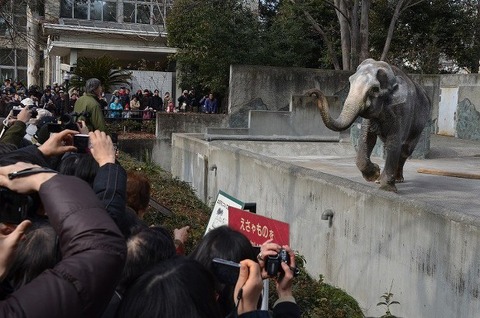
[396,135,421,182]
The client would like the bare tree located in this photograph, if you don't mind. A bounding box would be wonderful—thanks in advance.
[295,0,426,70]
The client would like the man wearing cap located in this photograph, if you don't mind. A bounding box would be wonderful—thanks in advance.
[74,78,106,132]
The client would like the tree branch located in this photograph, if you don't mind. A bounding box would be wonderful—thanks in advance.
[380,0,425,61]
[290,0,341,69]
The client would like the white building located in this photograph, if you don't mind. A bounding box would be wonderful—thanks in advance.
[1,0,176,91]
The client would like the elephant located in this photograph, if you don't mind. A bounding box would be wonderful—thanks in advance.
[308,58,431,192]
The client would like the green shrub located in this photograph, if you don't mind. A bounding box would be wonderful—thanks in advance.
[106,119,155,135]
[118,152,364,317]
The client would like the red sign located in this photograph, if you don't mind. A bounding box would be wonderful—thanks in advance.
[228,206,290,247]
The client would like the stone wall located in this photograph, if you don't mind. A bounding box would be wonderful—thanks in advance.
[156,113,228,139]
[229,65,480,141]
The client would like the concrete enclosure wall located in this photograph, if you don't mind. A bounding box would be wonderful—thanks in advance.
[156,113,228,139]
[229,65,480,140]
[171,133,480,318]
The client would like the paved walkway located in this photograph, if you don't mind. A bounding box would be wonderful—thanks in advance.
[275,135,480,218]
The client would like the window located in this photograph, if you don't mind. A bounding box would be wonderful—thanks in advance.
[103,2,117,22]
[0,1,27,35]
[74,0,89,19]
[61,0,118,22]
[59,0,173,25]
[0,49,28,82]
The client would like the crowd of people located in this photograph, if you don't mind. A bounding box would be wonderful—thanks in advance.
[0,78,220,126]
[0,78,300,317]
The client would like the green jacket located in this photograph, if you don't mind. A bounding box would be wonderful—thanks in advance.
[73,93,106,132]
[0,120,27,146]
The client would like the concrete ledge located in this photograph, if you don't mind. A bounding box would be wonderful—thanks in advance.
[171,133,480,318]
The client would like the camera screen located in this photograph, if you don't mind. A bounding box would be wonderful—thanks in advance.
[212,258,241,285]
[0,188,29,224]
[74,134,90,153]
[12,108,21,116]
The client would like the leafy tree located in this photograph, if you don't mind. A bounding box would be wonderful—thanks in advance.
[371,0,480,73]
[70,56,132,93]
[259,0,336,69]
[167,0,262,97]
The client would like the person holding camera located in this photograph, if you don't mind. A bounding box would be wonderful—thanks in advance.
[257,241,301,318]
[0,100,34,147]
[0,160,126,317]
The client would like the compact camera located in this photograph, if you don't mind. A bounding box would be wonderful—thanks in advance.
[12,105,38,118]
[266,248,290,277]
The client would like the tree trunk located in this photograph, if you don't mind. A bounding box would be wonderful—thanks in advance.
[475,1,480,73]
[380,0,406,61]
[359,0,370,62]
[350,0,360,69]
[27,0,40,87]
[302,10,341,70]
[335,0,351,70]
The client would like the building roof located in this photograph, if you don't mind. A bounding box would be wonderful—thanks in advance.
[43,18,167,38]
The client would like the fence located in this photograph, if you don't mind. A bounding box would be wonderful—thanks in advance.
[102,109,156,121]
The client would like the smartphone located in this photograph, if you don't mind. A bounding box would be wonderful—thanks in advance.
[47,123,63,133]
[12,107,22,116]
[0,187,30,224]
[212,258,241,285]
[74,134,90,153]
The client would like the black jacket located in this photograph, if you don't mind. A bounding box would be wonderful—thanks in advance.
[0,174,126,317]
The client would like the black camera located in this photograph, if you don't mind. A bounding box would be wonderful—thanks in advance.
[266,248,290,277]
[0,187,36,224]
[12,105,38,118]
[59,111,90,130]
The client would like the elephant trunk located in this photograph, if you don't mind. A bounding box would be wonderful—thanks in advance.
[313,90,361,132]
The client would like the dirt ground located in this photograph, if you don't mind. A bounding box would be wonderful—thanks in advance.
[118,132,156,140]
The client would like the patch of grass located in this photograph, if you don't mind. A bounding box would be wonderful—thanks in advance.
[106,119,156,135]
[117,152,364,317]
[268,254,364,318]
[118,151,211,252]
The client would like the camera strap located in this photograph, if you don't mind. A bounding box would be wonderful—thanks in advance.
[0,125,6,139]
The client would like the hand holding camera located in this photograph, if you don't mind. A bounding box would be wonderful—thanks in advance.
[88,130,116,167]
[234,259,264,315]
[14,106,32,124]
[38,129,78,157]
[258,241,299,299]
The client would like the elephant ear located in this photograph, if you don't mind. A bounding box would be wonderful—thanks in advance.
[389,76,407,106]
[377,68,400,95]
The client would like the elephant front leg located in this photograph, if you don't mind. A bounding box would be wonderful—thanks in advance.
[379,142,402,192]
[356,121,380,182]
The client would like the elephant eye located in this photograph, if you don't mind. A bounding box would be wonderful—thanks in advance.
[370,86,380,95]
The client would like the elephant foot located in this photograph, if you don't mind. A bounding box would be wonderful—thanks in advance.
[395,169,405,182]
[379,183,398,192]
[361,163,381,182]
[379,173,397,192]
